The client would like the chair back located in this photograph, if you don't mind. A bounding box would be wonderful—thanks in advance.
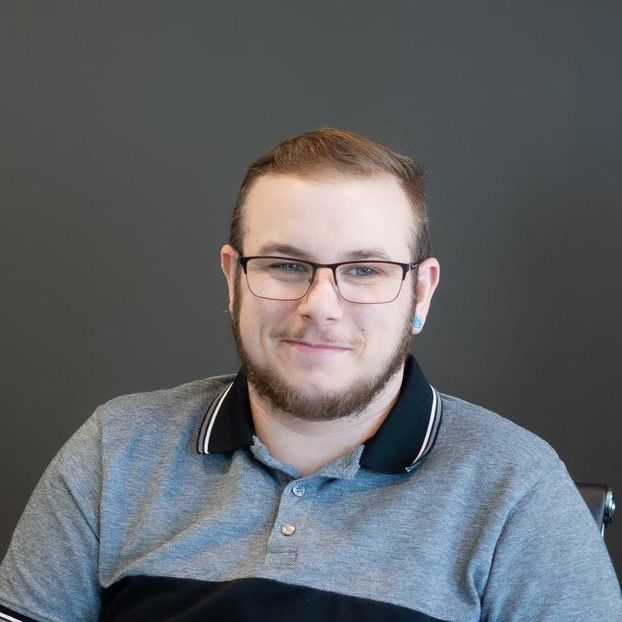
[576,482,616,536]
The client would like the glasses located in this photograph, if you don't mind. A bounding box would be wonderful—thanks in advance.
[239,256,418,304]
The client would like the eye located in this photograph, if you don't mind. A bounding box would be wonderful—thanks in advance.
[271,262,309,273]
[260,260,312,277]
[346,264,381,277]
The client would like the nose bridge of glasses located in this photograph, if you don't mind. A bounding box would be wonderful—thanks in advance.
[305,263,340,296]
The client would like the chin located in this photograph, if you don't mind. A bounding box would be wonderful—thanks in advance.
[281,359,360,386]
[245,355,401,422]
[290,377,343,397]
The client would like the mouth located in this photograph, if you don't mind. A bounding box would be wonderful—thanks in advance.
[281,340,353,354]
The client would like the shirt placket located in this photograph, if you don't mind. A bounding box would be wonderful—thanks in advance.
[264,477,316,568]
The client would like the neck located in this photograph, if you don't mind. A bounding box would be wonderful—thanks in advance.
[249,366,405,476]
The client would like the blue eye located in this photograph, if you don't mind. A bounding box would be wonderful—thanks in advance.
[353,266,377,277]
[344,264,381,278]
[273,262,308,272]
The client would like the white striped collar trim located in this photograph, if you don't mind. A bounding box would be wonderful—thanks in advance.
[196,381,234,454]
[405,386,442,472]
[0,612,29,622]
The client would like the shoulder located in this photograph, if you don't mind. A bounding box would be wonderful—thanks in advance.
[424,392,572,516]
[98,374,234,425]
[58,374,236,467]
[436,391,561,471]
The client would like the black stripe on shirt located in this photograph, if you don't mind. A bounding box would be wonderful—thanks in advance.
[101,575,451,622]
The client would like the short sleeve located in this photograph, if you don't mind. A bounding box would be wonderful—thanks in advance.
[481,459,622,621]
[0,410,104,622]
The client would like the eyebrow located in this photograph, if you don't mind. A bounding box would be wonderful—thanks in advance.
[254,243,394,262]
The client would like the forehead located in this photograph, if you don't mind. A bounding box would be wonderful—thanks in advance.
[241,174,414,260]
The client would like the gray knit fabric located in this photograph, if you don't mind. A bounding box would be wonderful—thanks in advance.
[1,376,621,621]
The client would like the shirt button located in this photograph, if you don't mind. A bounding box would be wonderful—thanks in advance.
[281,524,296,536]
[292,483,306,497]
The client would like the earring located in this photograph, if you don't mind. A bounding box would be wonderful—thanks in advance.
[413,316,423,330]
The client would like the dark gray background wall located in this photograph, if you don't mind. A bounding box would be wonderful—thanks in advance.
[2,1,621,581]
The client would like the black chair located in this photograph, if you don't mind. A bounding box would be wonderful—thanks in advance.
[576,482,616,536]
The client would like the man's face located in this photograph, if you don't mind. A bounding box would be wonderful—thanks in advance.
[222,173,421,421]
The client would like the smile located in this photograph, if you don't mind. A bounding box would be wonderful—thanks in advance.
[282,340,352,354]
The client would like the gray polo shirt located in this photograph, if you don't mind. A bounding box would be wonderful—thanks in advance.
[1,356,621,621]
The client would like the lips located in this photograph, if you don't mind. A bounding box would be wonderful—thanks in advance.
[282,339,352,352]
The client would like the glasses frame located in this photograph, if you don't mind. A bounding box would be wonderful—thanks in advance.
[238,255,419,304]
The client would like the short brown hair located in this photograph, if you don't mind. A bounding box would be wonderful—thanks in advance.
[229,128,430,260]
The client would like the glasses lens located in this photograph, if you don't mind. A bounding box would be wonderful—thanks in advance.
[244,258,406,303]
[245,258,313,300]
[336,262,404,303]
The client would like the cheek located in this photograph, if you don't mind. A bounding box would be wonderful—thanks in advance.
[239,297,292,341]
[367,307,412,348]
[367,304,410,332]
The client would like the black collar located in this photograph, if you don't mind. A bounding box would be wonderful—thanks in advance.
[196,355,442,475]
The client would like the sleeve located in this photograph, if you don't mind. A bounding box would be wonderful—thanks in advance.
[0,410,104,622]
[481,459,622,621]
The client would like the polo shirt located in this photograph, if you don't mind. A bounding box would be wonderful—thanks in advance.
[1,356,621,621]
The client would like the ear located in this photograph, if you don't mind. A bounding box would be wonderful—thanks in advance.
[220,244,239,313]
[412,257,440,334]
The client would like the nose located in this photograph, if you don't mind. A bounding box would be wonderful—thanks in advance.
[295,267,344,322]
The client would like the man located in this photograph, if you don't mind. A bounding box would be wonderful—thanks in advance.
[1,128,620,621]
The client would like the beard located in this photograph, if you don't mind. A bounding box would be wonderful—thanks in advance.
[230,277,415,422]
